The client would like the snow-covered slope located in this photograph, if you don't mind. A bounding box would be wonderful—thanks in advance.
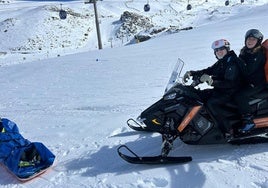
[0,0,267,187]
[0,0,267,66]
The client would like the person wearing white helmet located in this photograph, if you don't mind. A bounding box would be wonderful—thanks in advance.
[234,29,266,134]
[183,39,243,135]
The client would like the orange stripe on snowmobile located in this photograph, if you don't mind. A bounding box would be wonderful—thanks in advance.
[261,39,268,82]
[254,117,268,128]
[178,106,202,132]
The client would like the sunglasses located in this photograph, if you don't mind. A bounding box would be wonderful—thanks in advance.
[214,46,226,52]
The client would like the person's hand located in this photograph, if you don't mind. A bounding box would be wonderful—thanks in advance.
[183,71,191,83]
[200,74,213,85]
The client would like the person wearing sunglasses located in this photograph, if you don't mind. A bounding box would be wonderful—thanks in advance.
[183,39,243,135]
[234,29,266,134]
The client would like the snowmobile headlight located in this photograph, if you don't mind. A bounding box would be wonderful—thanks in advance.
[164,93,176,100]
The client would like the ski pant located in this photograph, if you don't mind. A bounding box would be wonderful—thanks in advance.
[195,89,213,103]
[206,91,234,133]
[233,85,265,115]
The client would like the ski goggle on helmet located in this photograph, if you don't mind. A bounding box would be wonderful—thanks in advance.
[211,39,230,52]
[245,29,263,44]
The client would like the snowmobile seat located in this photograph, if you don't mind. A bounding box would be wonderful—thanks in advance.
[248,88,268,105]
[219,88,268,112]
[250,88,268,101]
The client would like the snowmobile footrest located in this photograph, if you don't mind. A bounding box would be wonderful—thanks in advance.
[117,145,192,164]
[228,132,268,145]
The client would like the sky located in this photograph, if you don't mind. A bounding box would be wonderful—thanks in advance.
[0,0,268,187]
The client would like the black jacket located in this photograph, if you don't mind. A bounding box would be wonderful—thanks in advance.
[191,50,242,94]
[238,46,266,88]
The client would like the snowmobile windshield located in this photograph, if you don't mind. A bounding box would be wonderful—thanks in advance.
[164,58,184,93]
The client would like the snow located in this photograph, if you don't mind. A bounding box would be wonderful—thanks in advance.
[0,0,268,187]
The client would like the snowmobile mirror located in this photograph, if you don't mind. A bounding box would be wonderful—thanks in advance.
[225,0,230,6]
[144,3,150,12]
[241,0,244,3]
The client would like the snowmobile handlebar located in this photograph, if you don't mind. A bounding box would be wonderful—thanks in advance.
[190,79,201,87]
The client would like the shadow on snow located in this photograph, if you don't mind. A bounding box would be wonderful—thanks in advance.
[64,132,205,187]
[63,131,268,187]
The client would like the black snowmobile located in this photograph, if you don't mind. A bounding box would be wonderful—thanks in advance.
[118,59,268,164]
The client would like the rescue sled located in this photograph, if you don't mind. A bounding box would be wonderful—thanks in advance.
[0,118,55,181]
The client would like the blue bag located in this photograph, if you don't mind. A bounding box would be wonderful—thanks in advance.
[0,118,55,179]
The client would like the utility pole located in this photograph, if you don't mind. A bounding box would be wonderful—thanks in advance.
[85,0,102,50]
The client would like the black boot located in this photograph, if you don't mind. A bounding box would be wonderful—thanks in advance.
[238,114,255,134]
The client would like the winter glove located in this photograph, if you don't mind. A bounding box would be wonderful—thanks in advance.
[183,71,192,83]
[200,74,213,86]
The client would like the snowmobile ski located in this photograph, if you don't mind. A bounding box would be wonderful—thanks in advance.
[117,145,192,164]
[127,118,151,132]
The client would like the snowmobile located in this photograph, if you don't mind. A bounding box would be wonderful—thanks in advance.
[117,58,268,165]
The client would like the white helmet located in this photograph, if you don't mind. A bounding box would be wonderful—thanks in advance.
[211,39,230,51]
